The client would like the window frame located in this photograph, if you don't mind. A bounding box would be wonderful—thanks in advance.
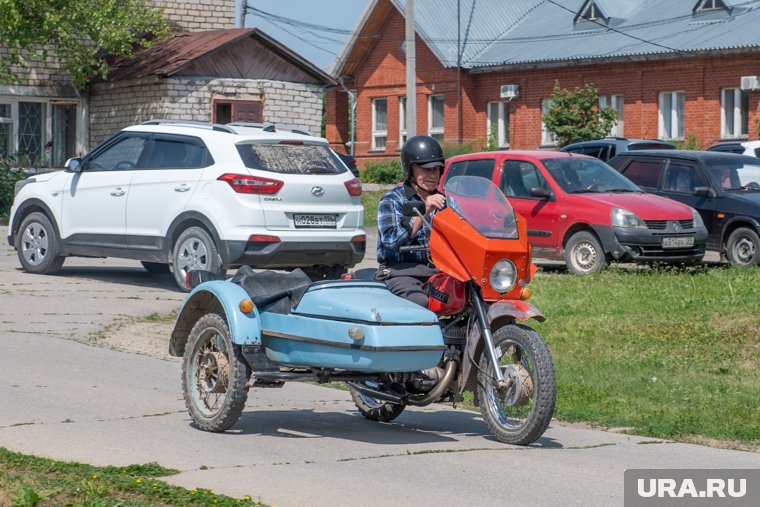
[541,98,559,147]
[487,101,510,148]
[399,96,407,148]
[599,94,624,137]
[428,94,445,142]
[658,91,685,140]
[371,97,388,151]
[720,88,748,139]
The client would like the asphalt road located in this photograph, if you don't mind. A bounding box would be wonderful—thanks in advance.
[0,225,754,507]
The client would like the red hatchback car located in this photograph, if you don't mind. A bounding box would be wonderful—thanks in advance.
[442,151,708,274]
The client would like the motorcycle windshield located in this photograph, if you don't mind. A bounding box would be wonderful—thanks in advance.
[443,176,518,239]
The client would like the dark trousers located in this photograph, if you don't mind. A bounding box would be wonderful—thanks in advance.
[385,276,429,307]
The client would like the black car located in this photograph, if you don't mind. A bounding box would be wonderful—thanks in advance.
[336,152,359,177]
[706,141,745,155]
[561,137,676,162]
[608,150,760,266]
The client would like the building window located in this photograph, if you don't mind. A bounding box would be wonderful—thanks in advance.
[487,101,509,148]
[541,98,558,146]
[371,98,387,150]
[428,94,444,142]
[213,99,262,124]
[658,91,685,140]
[399,96,407,147]
[599,95,624,137]
[0,98,80,167]
[576,0,605,22]
[695,0,727,12]
[721,88,748,139]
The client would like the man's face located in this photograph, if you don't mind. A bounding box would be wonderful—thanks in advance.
[411,163,442,192]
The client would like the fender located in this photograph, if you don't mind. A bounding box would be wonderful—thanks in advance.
[10,198,61,243]
[459,300,545,396]
[720,216,760,245]
[169,280,261,357]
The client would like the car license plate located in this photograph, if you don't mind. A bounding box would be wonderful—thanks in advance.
[662,236,694,248]
[294,214,337,228]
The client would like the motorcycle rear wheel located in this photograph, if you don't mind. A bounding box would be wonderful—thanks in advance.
[350,381,407,422]
[182,313,251,432]
[476,324,556,445]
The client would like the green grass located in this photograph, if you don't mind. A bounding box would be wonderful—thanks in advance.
[361,190,384,228]
[0,448,269,506]
[528,265,760,445]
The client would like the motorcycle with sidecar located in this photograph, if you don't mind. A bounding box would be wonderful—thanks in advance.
[169,175,556,445]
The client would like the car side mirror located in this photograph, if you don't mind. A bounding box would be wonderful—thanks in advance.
[64,157,82,173]
[530,187,552,199]
[402,201,426,217]
[693,186,715,198]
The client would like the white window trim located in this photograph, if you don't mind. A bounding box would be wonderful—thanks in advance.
[658,91,685,140]
[371,97,387,151]
[720,88,747,139]
[428,94,444,139]
[399,96,407,148]
[0,96,84,166]
[541,98,558,147]
[486,101,509,148]
[599,94,624,138]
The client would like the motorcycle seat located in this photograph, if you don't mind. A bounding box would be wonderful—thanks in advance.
[231,266,312,314]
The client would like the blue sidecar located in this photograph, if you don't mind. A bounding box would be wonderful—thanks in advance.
[170,268,445,432]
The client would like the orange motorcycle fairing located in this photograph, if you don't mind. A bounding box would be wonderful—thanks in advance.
[429,208,532,301]
[425,272,466,316]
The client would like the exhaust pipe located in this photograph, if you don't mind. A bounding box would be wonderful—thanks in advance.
[347,381,406,404]
[407,357,457,406]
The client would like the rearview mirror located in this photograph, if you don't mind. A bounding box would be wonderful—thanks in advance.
[402,201,426,217]
[530,187,553,199]
[693,186,715,198]
[64,157,82,172]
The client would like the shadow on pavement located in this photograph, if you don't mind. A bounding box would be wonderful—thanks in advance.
[31,265,183,292]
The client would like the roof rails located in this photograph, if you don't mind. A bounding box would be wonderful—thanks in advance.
[141,119,236,134]
[227,122,313,137]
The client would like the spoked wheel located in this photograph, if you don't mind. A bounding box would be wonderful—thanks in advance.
[182,313,251,432]
[349,381,407,422]
[476,324,556,445]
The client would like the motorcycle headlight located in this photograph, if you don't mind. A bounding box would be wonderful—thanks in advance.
[489,259,517,293]
[690,207,704,228]
[611,207,646,228]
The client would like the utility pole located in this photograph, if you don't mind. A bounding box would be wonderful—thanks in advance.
[405,0,416,139]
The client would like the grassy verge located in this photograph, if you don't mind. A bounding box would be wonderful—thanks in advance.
[361,190,383,228]
[528,265,759,446]
[0,448,268,506]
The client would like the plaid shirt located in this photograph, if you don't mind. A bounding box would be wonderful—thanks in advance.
[376,183,437,266]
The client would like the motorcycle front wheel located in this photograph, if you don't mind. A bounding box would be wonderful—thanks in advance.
[182,313,251,432]
[476,324,556,445]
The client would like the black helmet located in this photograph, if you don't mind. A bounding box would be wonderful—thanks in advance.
[401,135,444,181]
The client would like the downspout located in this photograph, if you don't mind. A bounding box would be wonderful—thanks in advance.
[457,0,463,145]
[338,77,356,156]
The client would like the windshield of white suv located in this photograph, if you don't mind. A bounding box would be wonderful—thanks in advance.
[237,144,346,175]
[542,157,641,193]
[705,158,760,191]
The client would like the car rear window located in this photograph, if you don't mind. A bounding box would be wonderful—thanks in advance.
[236,143,345,175]
[445,158,495,182]
[618,159,663,189]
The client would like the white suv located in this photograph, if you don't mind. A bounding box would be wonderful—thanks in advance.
[8,120,365,289]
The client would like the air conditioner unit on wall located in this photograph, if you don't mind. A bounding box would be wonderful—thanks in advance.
[740,76,760,91]
[500,84,521,100]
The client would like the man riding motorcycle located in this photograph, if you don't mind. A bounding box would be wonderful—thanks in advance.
[376,135,447,306]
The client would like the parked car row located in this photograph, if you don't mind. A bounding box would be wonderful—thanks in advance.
[8,120,366,290]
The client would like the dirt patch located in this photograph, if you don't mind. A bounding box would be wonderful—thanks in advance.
[95,320,178,362]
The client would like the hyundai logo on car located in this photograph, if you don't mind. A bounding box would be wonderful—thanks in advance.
[311,186,325,197]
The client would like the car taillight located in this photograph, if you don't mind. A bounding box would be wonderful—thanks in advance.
[218,173,283,194]
[344,177,362,196]
[248,234,281,243]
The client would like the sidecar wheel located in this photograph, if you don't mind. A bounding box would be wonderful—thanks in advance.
[350,382,406,422]
[182,313,251,432]
[476,324,556,445]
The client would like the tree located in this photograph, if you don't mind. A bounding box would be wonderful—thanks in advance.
[0,0,170,90]
[542,81,618,147]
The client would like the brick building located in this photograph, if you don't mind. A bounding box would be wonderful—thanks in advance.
[1,0,334,167]
[326,0,760,167]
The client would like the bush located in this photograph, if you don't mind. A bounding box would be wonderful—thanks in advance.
[670,133,702,150]
[0,157,29,223]
[363,160,403,184]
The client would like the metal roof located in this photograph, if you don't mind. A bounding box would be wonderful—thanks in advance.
[104,28,335,85]
[336,0,760,74]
